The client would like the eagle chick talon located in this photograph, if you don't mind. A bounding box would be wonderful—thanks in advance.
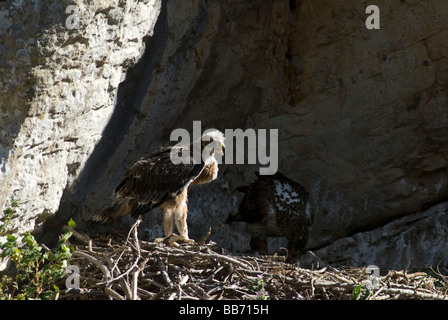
[154,234,195,247]
[178,236,195,245]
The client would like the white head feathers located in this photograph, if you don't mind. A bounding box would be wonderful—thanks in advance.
[201,129,225,164]
[201,129,225,146]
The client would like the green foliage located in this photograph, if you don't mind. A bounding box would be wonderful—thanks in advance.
[250,274,269,300]
[0,198,19,235]
[351,284,373,300]
[0,200,76,300]
[352,284,362,300]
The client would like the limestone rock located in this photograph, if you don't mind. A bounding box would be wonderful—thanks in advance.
[0,0,162,234]
[0,0,447,272]
[299,201,448,271]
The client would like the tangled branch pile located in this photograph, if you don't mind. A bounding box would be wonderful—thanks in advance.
[61,222,448,300]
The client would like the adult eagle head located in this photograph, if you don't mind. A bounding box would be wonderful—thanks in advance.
[93,129,225,242]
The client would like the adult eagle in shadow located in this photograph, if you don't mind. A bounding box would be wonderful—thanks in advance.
[93,129,225,242]
[227,171,314,259]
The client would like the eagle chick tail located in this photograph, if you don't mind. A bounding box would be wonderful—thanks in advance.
[92,199,136,223]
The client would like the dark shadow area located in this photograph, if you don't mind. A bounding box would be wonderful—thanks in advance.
[36,0,169,246]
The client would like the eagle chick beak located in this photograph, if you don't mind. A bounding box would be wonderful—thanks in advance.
[219,143,225,156]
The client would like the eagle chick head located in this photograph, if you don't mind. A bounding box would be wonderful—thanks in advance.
[200,129,226,156]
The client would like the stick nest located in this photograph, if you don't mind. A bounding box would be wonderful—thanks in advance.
[61,222,448,300]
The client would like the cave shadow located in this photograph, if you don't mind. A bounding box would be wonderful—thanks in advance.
[36,0,169,245]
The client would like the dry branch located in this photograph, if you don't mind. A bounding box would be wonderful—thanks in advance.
[62,230,448,300]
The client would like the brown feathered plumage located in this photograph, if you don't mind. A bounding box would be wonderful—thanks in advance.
[93,130,225,241]
[227,171,313,258]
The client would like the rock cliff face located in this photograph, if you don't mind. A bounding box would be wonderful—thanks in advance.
[0,0,162,233]
[1,0,447,272]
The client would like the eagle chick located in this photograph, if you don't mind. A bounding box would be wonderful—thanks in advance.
[93,129,225,242]
[227,171,313,259]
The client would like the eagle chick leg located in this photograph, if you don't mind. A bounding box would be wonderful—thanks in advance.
[156,190,193,244]
[155,205,193,245]
[156,208,186,245]
[162,208,174,237]
[174,202,190,241]
[171,189,193,243]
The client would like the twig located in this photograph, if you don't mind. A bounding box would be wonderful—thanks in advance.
[73,251,111,279]
[132,270,140,300]
[307,250,339,272]
[198,227,212,245]
[63,232,448,301]
[71,230,91,246]
[105,286,125,300]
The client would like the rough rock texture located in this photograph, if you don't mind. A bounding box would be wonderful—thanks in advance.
[300,201,448,271]
[1,0,447,272]
[0,0,162,233]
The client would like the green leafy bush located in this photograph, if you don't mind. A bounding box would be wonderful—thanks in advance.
[0,200,76,300]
